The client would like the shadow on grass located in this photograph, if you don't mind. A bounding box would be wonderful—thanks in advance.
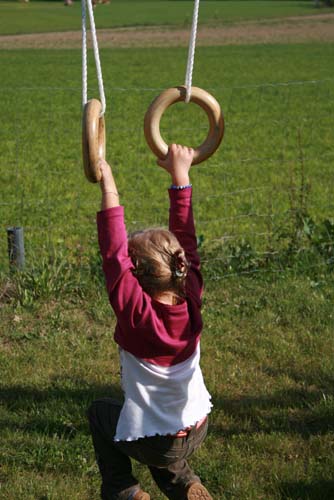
[262,366,334,396]
[209,363,334,439]
[0,379,123,439]
[210,385,334,439]
[280,480,334,499]
[2,373,333,442]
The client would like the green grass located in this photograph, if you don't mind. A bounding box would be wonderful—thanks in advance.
[1,4,334,498]
[1,268,334,499]
[0,44,333,272]
[0,0,330,36]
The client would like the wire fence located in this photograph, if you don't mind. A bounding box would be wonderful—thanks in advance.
[0,78,333,279]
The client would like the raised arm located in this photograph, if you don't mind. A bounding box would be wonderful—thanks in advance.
[158,144,197,262]
[96,159,148,326]
[98,159,120,210]
[158,145,203,303]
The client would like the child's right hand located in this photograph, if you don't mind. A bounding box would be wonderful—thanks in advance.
[98,159,120,209]
[98,159,114,193]
[157,144,194,186]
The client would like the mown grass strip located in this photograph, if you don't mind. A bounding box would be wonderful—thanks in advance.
[0,1,331,36]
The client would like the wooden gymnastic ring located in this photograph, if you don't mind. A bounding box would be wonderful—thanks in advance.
[144,86,224,165]
[82,98,106,183]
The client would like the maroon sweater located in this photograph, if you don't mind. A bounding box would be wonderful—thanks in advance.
[97,188,203,367]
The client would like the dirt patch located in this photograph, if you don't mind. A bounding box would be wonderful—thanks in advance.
[0,14,334,49]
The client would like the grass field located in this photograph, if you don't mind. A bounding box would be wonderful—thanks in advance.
[1,1,334,499]
[0,0,332,36]
[1,44,333,269]
[1,273,334,499]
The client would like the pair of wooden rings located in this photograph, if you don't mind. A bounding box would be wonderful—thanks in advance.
[144,86,224,165]
[82,86,224,183]
[82,99,105,183]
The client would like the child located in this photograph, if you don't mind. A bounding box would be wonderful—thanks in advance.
[88,144,213,500]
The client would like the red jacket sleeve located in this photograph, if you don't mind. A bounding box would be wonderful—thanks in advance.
[168,188,203,307]
[97,206,149,326]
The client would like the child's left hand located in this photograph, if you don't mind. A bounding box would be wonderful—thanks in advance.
[157,144,194,186]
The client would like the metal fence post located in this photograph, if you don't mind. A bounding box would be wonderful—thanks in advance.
[7,227,25,270]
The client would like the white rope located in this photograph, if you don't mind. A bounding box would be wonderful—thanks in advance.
[184,0,200,103]
[82,0,106,116]
[81,0,87,108]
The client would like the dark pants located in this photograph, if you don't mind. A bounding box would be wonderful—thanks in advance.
[87,398,208,500]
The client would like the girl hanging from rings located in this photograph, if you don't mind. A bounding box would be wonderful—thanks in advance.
[87,144,213,500]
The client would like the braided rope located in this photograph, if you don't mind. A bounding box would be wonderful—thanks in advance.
[184,0,200,103]
[82,0,106,116]
[81,0,87,108]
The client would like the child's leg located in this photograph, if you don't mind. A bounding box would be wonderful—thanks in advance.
[147,419,209,499]
[87,398,140,500]
[117,418,208,499]
[148,458,200,499]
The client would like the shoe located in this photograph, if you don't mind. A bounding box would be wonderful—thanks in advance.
[131,489,150,500]
[186,482,213,499]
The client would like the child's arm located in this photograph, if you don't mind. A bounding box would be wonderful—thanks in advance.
[98,159,120,210]
[96,160,147,330]
[158,145,203,304]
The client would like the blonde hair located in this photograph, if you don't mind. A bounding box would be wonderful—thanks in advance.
[128,228,189,299]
